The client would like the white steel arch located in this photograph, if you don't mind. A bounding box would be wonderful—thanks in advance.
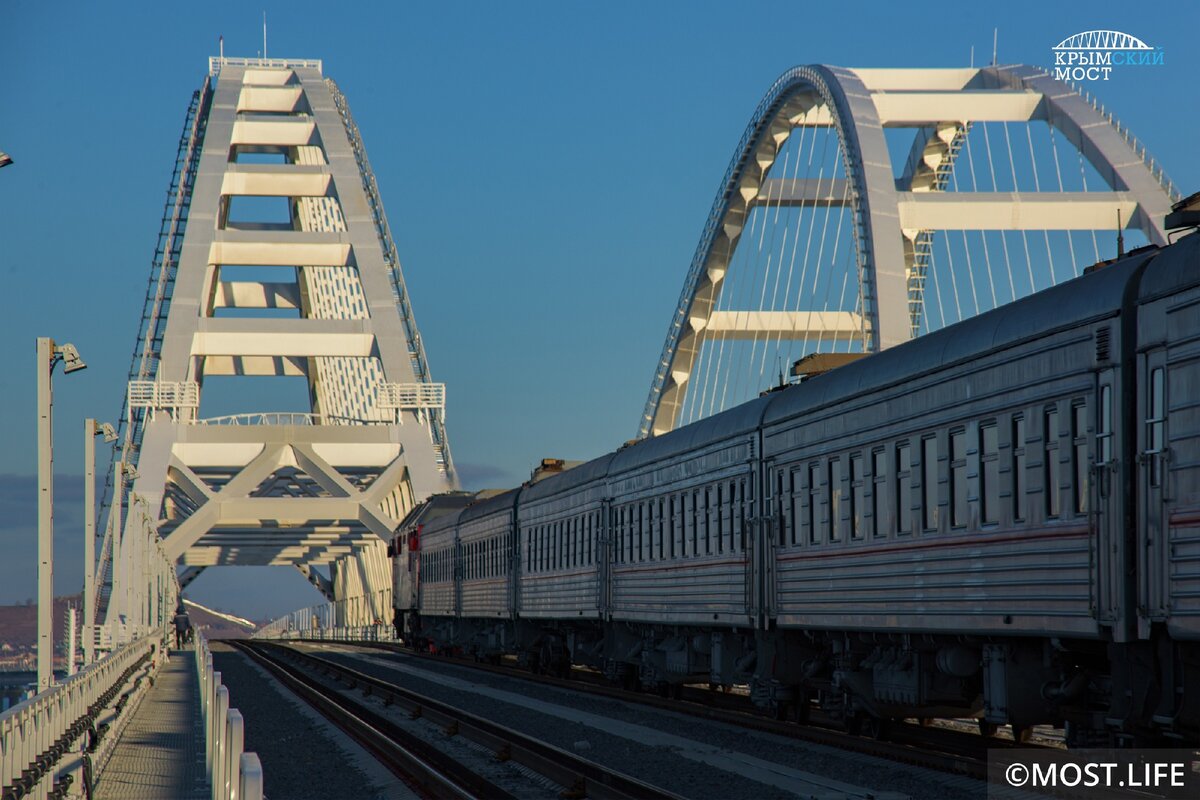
[639,64,1178,439]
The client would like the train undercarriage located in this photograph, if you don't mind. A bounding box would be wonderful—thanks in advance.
[401,611,1199,747]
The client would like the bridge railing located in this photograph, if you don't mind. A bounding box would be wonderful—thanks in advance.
[1,635,159,799]
[254,591,395,643]
[195,631,264,800]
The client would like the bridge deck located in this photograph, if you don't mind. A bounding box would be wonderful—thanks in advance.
[95,649,208,800]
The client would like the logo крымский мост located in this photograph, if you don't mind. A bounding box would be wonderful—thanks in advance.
[1052,30,1164,82]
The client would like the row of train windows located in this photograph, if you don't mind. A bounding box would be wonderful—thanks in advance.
[612,478,750,564]
[777,395,1111,544]
[463,536,508,581]
[424,547,452,583]
[423,538,510,582]
[526,513,601,574]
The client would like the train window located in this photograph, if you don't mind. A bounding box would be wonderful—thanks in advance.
[692,490,701,557]
[732,481,742,552]
[850,453,864,540]
[703,488,712,555]
[808,463,821,544]
[1098,385,1113,465]
[1073,402,1089,515]
[1045,407,1061,518]
[1149,368,1165,488]
[950,428,968,529]
[786,471,798,546]
[872,449,888,537]
[980,422,999,525]
[1012,416,1026,522]
[829,457,844,542]
[728,480,737,552]
[668,495,676,558]
[775,472,786,548]
[896,443,912,534]
[655,498,663,559]
[715,486,725,554]
[922,436,939,532]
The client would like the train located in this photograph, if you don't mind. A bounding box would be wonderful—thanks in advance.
[390,228,1200,747]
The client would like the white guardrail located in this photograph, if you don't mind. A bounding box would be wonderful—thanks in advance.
[1,636,158,800]
[195,633,263,800]
[253,592,395,643]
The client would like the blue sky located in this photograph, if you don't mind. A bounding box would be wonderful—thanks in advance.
[1,0,1197,619]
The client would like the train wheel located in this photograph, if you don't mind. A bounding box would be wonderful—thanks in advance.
[978,719,999,737]
[793,695,812,724]
[862,716,889,740]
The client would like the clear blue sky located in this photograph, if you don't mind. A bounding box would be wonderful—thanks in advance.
[1,0,1196,619]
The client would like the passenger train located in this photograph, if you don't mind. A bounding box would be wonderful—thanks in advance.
[391,230,1200,747]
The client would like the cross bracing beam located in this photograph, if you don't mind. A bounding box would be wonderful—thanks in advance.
[851,68,980,91]
[208,236,351,267]
[230,118,317,146]
[870,91,1043,125]
[897,192,1140,230]
[701,311,864,340]
[212,281,301,309]
[751,178,851,207]
[191,319,375,357]
[220,164,333,197]
[236,85,305,113]
[294,564,335,601]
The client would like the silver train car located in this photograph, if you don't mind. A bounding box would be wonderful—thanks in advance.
[392,232,1200,746]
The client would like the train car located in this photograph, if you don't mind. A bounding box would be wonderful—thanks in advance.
[392,493,474,640]
[750,249,1156,739]
[515,453,614,673]
[409,499,467,646]
[456,488,521,658]
[1130,232,1200,740]
[603,397,767,689]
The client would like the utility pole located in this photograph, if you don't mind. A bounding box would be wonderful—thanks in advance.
[84,418,115,666]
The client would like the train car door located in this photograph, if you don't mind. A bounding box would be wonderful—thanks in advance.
[598,499,612,619]
[747,460,776,629]
[1093,370,1124,634]
[1139,348,1170,638]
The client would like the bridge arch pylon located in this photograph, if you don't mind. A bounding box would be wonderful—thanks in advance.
[640,64,1178,439]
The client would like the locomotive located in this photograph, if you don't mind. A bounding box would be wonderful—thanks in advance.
[391,227,1200,747]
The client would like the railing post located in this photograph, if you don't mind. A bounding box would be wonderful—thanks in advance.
[206,670,221,778]
[225,709,244,800]
[239,753,264,800]
[212,684,229,797]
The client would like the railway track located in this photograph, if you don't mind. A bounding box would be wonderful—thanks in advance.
[287,637,1053,781]
[229,639,686,800]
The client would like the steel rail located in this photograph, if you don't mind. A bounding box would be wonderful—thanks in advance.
[242,641,686,800]
[227,640,509,800]
[297,638,1055,781]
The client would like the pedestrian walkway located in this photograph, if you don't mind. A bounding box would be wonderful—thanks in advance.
[95,649,208,799]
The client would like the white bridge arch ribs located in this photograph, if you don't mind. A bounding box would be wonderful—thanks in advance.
[111,58,454,627]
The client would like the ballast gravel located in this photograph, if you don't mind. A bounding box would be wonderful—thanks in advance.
[303,643,994,800]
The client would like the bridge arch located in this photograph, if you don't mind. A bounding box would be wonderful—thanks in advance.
[640,64,1178,439]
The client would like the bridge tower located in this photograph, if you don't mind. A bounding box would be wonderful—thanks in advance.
[98,57,454,632]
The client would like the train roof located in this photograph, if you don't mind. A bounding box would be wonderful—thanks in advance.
[460,486,521,523]
[1138,230,1200,302]
[763,247,1153,428]
[611,393,774,474]
[396,491,474,531]
[520,452,617,503]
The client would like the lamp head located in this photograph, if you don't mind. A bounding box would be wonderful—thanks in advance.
[93,422,118,443]
[57,343,87,374]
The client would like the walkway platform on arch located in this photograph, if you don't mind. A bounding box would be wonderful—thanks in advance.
[95,649,208,800]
